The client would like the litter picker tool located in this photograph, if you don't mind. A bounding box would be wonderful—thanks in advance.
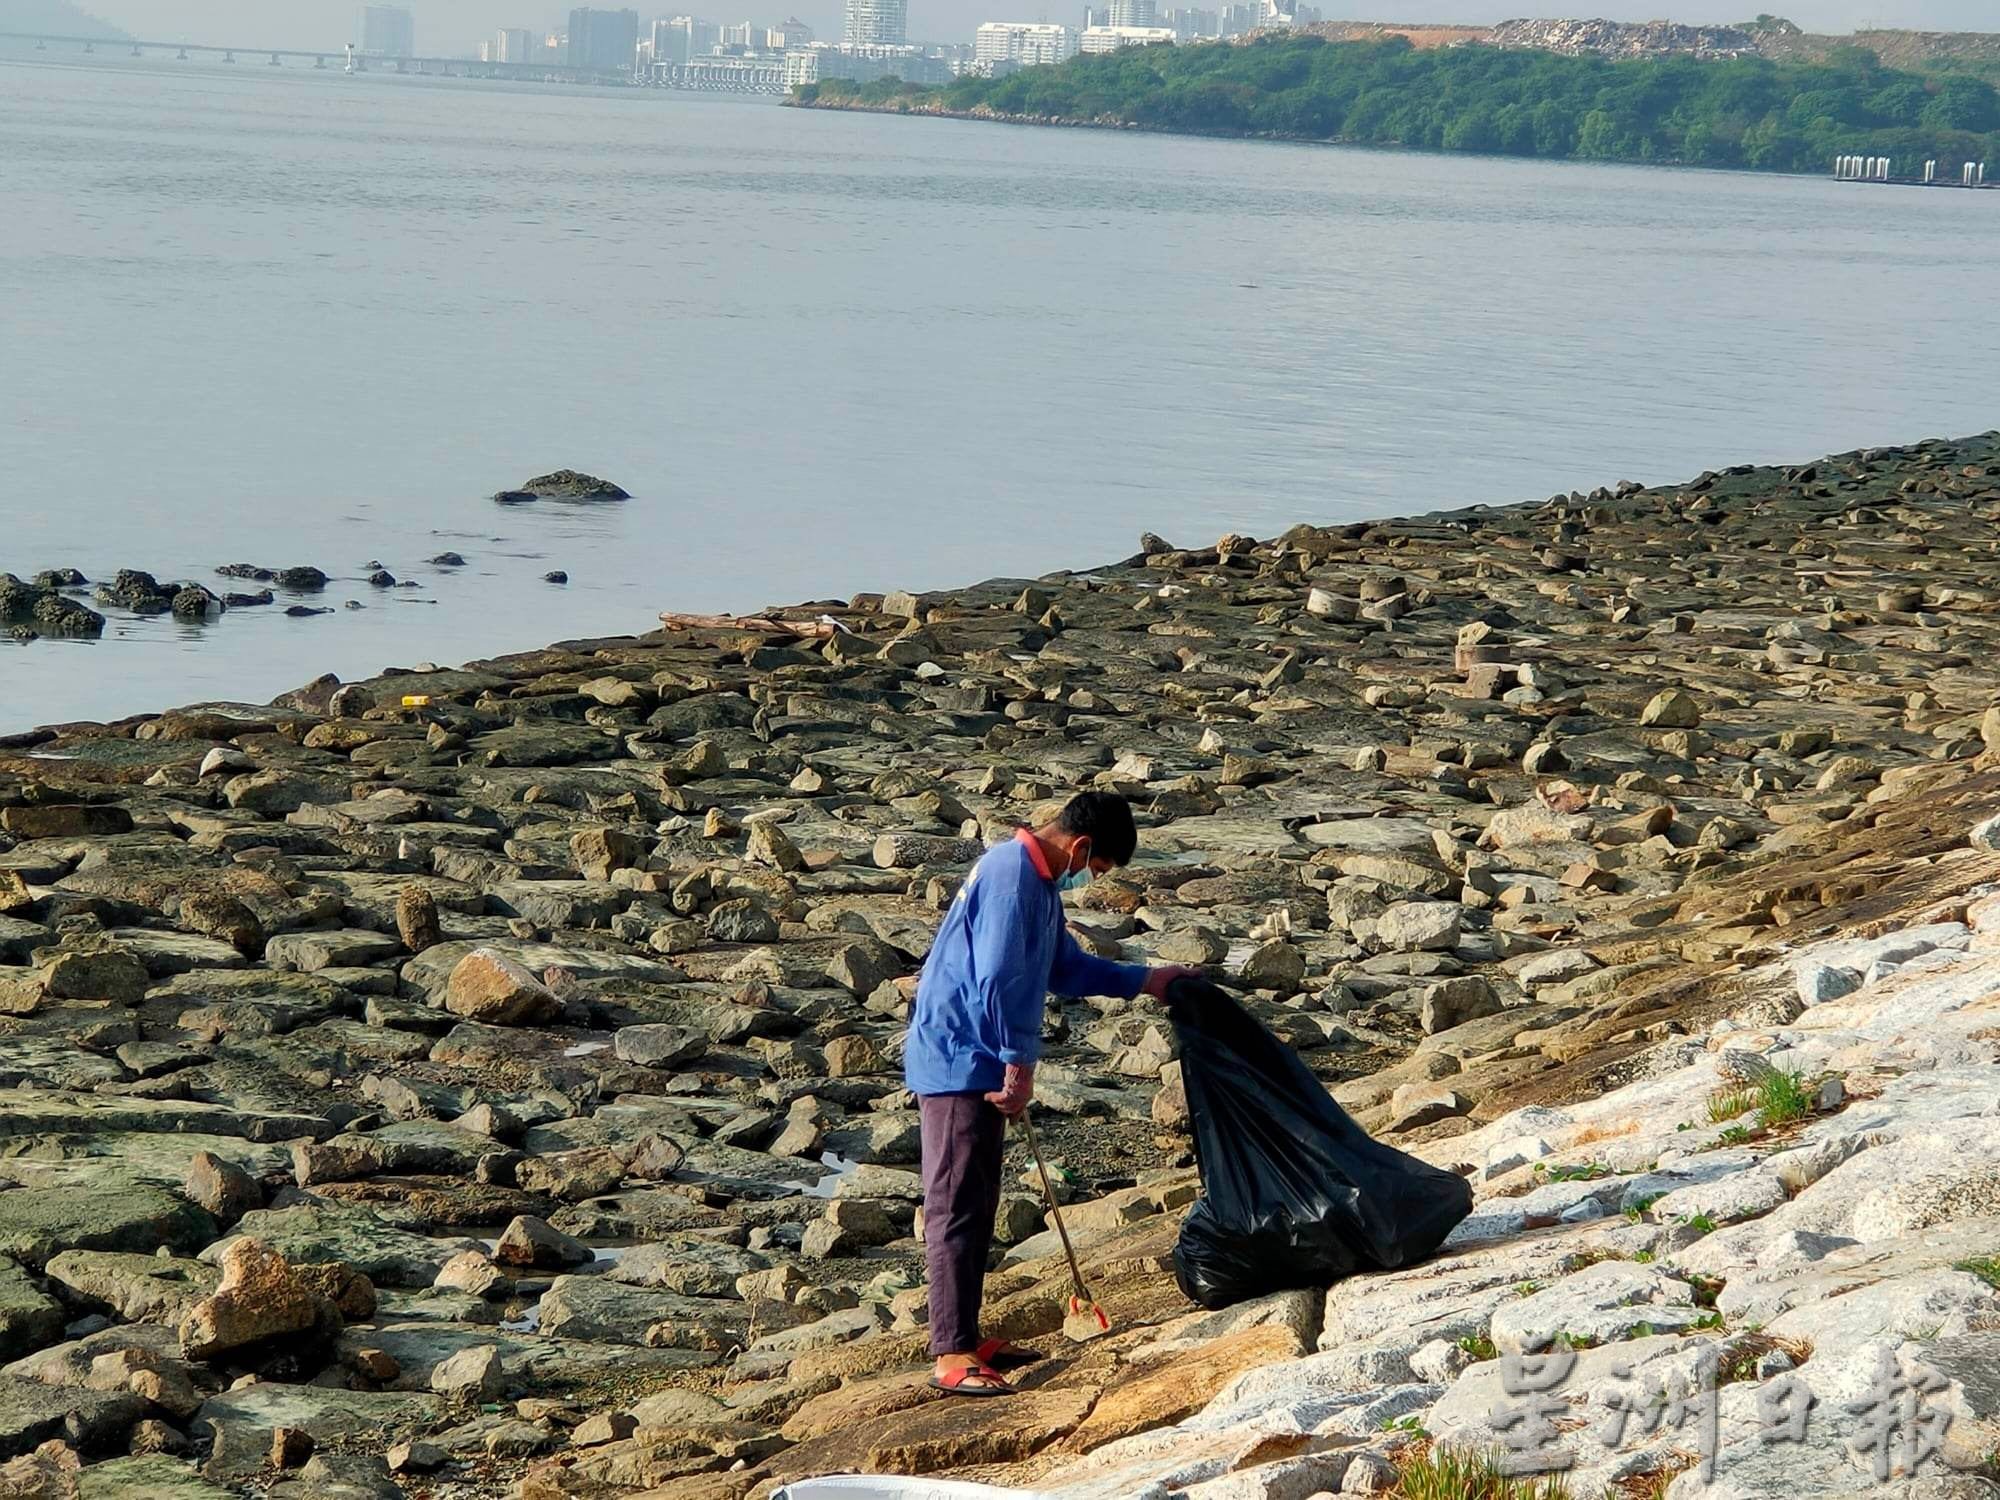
[1018,1110,1110,1336]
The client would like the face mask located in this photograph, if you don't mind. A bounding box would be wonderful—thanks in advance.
[1058,843,1094,893]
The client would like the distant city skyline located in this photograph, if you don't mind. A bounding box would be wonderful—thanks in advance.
[56,0,2000,55]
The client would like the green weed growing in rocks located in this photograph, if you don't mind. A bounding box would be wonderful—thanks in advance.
[1624,1194,1662,1222]
[1678,1214,1719,1237]
[1392,1442,1574,1500]
[1756,1070,1813,1127]
[1535,1161,1613,1183]
[1717,1344,1759,1383]
[1457,1334,1499,1361]
[1956,1256,2000,1290]
[1705,1087,1756,1123]
[1714,1124,1753,1147]
[1716,1332,1811,1385]
[1564,1248,1634,1273]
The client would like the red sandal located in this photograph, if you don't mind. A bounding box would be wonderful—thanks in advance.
[974,1337,1042,1372]
[928,1363,1016,1398]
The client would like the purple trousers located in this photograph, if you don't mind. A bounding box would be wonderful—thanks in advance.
[918,1092,1007,1356]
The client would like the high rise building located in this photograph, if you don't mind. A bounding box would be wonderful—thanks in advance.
[662,16,721,59]
[357,4,414,56]
[974,21,1074,67]
[1078,23,1172,50]
[1107,0,1156,28]
[767,18,815,48]
[841,0,907,48]
[567,7,641,69]
[496,27,540,61]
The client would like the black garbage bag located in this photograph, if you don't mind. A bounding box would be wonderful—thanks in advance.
[1165,977,1474,1309]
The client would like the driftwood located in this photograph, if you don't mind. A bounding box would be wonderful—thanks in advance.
[872,833,986,870]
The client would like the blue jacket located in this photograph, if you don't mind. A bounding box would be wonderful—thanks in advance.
[904,832,1149,1097]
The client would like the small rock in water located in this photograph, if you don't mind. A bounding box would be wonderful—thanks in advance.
[495,1214,592,1269]
[170,584,221,619]
[429,552,467,566]
[544,571,568,584]
[285,605,330,618]
[493,469,630,503]
[367,570,396,588]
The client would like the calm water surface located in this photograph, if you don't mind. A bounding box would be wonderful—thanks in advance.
[3,57,1997,730]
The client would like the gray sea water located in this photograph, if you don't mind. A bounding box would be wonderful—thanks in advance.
[4,55,1998,732]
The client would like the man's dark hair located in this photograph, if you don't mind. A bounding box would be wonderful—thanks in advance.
[1056,792,1138,867]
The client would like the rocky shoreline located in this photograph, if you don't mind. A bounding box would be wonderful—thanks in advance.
[786,92,1268,140]
[0,433,1998,1498]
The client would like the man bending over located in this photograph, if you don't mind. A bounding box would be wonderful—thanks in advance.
[903,792,1195,1397]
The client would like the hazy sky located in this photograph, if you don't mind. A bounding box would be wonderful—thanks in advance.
[63,0,2000,56]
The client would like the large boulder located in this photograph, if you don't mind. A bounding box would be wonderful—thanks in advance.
[178,1238,331,1360]
[1639,688,1703,728]
[428,1343,505,1402]
[1419,976,1504,1034]
[442,949,560,1026]
[201,1204,474,1288]
[37,938,149,1004]
[0,1185,215,1271]
[1370,901,1463,954]
[0,804,131,838]
[0,1259,63,1360]
[44,1251,220,1327]
[494,1216,592,1271]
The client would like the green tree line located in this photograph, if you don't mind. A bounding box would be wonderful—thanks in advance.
[797,35,2000,175]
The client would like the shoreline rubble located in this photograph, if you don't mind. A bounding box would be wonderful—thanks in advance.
[0,433,1997,1497]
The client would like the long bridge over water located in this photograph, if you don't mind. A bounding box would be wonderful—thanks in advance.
[0,31,633,85]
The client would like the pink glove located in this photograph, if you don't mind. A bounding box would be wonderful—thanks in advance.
[985,1063,1034,1117]
[1142,965,1204,999]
